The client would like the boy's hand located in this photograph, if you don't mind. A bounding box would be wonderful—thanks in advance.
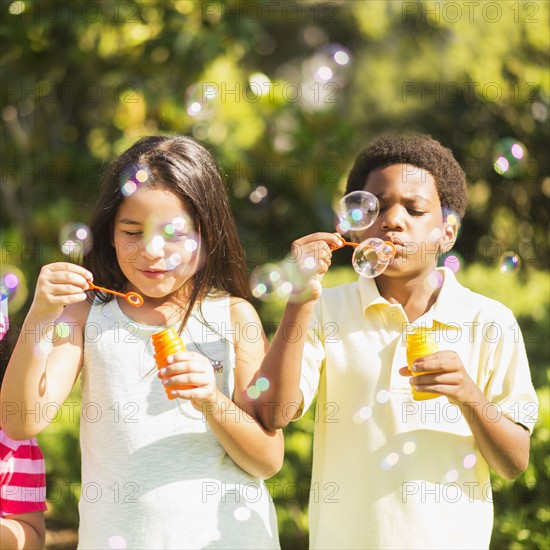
[158,351,218,409]
[289,232,344,302]
[30,262,93,321]
[399,350,478,403]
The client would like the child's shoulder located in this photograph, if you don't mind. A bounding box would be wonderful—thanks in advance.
[228,295,261,324]
[201,291,261,326]
[323,280,359,295]
[319,280,361,309]
[455,277,515,318]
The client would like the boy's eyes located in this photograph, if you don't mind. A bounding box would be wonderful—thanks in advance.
[378,206,425,216]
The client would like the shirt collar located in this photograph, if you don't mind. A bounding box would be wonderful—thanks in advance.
[358,267,475,327]
[431,267,477,327]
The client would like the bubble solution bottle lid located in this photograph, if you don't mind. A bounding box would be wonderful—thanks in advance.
[152,327,186,363]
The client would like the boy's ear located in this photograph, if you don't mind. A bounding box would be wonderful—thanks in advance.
[440,217,458,253]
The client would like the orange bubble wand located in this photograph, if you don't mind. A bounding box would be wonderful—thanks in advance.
[87,281,144,307]
[333,239,359,249]
[331,234,396,255]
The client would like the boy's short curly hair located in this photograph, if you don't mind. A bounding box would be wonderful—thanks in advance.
[346,134,468,218]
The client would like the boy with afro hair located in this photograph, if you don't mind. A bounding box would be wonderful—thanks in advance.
[250,134,538,549]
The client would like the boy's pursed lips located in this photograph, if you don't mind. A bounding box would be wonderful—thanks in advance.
[383,235,404,247]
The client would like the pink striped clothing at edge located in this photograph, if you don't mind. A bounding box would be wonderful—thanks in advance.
[0,427,47,516]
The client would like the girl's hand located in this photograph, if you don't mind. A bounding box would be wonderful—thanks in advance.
[398,350,478,403]
[158,351,218,410]
[289,232,344,302]
[29,262,93,321]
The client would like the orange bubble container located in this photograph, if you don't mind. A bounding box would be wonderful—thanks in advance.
[406,327,440,401]
[152,327,193,399]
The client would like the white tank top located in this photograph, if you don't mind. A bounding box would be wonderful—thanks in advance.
[78,294,280,549]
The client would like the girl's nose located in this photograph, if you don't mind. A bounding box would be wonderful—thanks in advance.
[141,235,165,260]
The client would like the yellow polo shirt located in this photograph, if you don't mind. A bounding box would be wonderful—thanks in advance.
[298,267,538,549]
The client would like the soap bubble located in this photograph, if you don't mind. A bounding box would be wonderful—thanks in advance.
[463,454,477,469]
[250,251,322,303]
[1,269,20,300]
[0,297,8,341]
[256,377,270,391]
[145,235,165,257]
[442,208,462,240]
[246,376,270,400]
[376,389,390,403]
[142,213,202,275]
[424,270,444,291]
[55,322,71,339]
[246,386,262,399]
[250,264,291,301]
[300,43,353,111]
[281,253,319,302]
[493,138,528,179]
[0,264,28,314]
[309,43,353,86]
[119,164,151,197]
[429,227,443,241]
[444,469,460,483]
[498,251,521,273]
[163,215,200,265]
[166,253,183,270]
[352,238,396,278]
[108,535,127,549]
[439,251,464,273]
[353,406,372,424]
[59,223,93,261]
[386,452,400,466]
[336,191,379,233]
[185,82,218,121]
[381,452,400,470]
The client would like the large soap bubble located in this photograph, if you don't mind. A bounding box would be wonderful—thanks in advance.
[336,191,379,233]
[59,223,93,262]
[351,238,396,278]
[493,138,528,179]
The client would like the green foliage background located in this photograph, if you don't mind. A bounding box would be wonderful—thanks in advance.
[1,1,549,548]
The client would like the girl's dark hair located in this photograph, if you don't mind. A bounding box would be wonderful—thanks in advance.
[346,134,468,218]
[84,135,249,329]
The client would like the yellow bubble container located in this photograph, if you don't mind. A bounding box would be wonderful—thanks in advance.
[406,327,440,401]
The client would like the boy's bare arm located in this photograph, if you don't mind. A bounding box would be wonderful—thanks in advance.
[401,351,531,479]
[456,390,530,480]
[253,301,317,430]
[251,232,342,430]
